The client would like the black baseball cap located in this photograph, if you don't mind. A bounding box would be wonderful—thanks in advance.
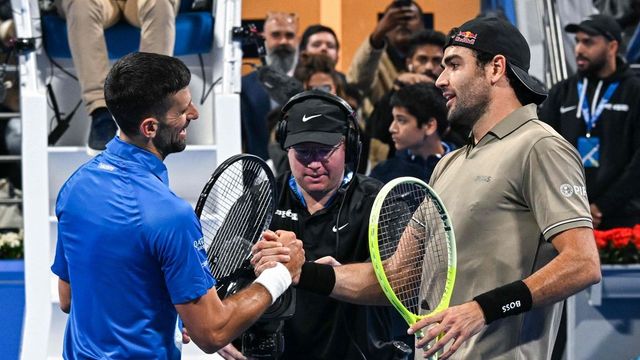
[565,14,622,43]
[444,16,547,105]
[283,94,347,148]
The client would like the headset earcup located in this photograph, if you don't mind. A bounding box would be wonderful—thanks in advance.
[345,120,361,165]
[276,118,288,151]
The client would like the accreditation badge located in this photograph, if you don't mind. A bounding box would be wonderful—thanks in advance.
[577,136,600,168]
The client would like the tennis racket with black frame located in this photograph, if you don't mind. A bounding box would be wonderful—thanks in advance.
[369,176,457,359]
[195,154,277,299]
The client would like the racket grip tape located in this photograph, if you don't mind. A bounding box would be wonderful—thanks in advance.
[295,262,336,296]
[254,262,292,304]
[473,280,532,324]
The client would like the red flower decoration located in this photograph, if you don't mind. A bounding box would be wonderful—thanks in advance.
[611,228,632,248]
[593,225,640,264]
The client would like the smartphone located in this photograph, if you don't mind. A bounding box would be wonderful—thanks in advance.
[392,0,412,8]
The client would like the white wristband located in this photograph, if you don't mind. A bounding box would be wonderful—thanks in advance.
[254,262,292,304]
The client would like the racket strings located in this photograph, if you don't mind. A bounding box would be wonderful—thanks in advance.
[203,165,270,278]
[377,183,449,315]
[417,197,448,315]
[204,161,270,273]
[199,159,274,279]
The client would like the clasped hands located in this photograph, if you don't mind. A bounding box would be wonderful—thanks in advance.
[251,230,341,283]
[251,230,305,283]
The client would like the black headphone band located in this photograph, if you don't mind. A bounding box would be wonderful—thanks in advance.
[277,90,361,165]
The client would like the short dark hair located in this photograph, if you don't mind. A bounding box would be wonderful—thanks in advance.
[343,83,363,108]
[390,83,448,136]
[407,29,446,58]
[469,48,543,106]
[299,25,339,52]
[104,52,191,137]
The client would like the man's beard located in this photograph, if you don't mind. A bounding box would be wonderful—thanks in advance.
[576,53,607,77]
[153,121,187,159]
[267,44,297,74]
[448,83,491,130]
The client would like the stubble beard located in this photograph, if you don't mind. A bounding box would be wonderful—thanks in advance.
[447,83,491,130]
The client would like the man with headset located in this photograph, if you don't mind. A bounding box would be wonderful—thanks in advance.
[222,90,408,359]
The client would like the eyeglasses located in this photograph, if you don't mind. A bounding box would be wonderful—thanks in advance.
[290,140,343,164]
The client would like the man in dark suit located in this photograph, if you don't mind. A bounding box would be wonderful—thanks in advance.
[241,12,299,160]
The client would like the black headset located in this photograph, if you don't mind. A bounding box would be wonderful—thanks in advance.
[276,90,362,165]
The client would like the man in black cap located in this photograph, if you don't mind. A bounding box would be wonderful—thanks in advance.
[252,17,601,360]
[539,14,640,230]
[234,90,411,359]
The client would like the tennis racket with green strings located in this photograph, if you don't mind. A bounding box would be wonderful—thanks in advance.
[369,176,457,359]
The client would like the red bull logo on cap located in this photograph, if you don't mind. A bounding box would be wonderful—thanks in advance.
[454,30,477,45]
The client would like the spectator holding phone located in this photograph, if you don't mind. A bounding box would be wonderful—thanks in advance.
[347,0,425,119]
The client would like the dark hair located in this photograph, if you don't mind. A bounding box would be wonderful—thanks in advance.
[505,67,546,105]
[473,48,494,69]
[468,48,543,106]
[104,52,191,137]
[343,83,363,108]
[293,53,344,97]
[390,83,448,136]
[299,24,340,52]
[407,29,446,58]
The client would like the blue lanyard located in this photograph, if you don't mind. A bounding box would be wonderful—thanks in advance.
[577,80,619,136]
[289,171,353,208]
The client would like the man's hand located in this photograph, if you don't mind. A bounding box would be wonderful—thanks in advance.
[408,301,486,359]
[590,203,602,229]
[371,5,416,47]
[251,230,305,284]
[277,230,305,284]
[251,230,291,274]
[217,343,247,360]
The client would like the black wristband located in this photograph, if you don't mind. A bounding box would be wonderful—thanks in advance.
[473,280,533,324]
[295,262,336,296]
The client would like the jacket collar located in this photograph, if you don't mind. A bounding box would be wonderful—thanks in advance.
[104,137,169,185]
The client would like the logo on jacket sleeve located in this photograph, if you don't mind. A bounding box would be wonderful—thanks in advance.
[560,183,587,198]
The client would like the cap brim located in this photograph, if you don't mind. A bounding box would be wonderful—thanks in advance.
[565,23,601,37]
[509,63,548,105]
[283,131,343,148]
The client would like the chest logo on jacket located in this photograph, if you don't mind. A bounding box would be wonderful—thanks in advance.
[332,223,349,232]
[275,209,299,221]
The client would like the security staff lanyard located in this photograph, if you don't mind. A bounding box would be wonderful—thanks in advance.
[576,78,619,137]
